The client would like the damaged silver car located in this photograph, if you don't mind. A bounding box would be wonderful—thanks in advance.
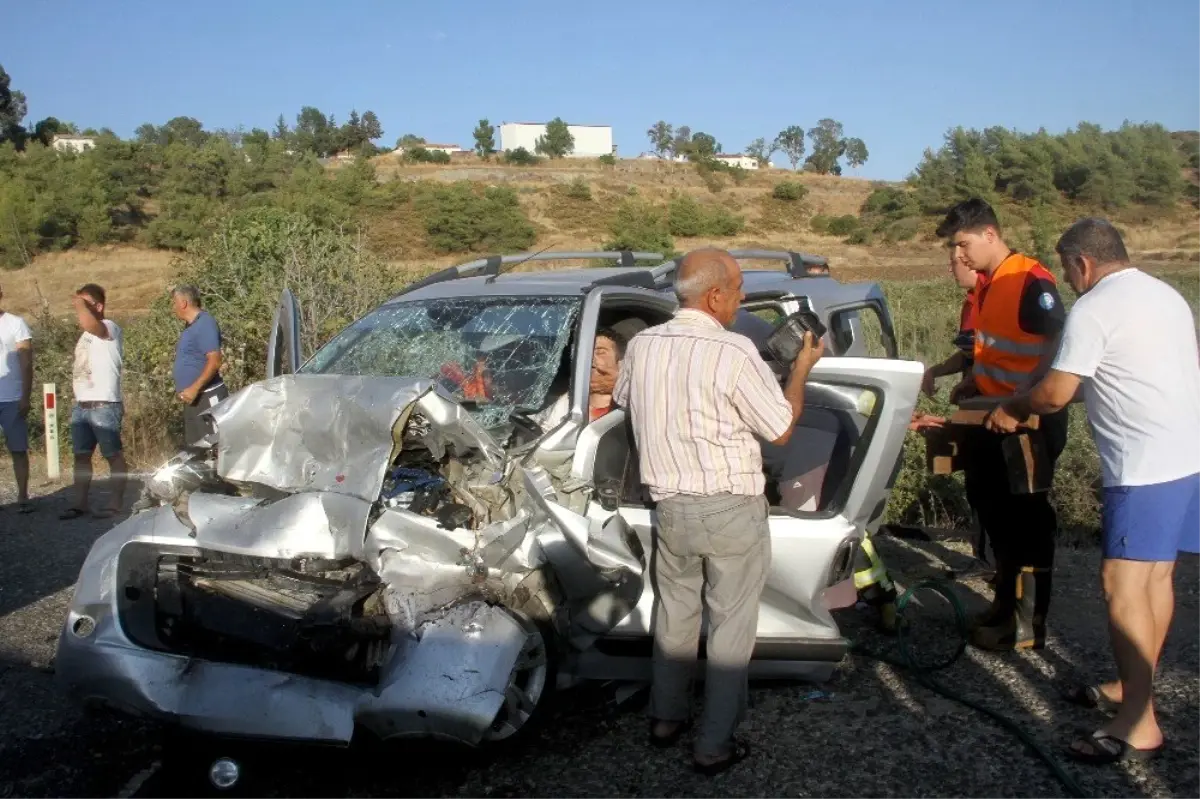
[57,250,923,751]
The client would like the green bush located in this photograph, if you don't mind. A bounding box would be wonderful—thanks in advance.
[772,181,808,202]
[597,154,616,167]
[809,214,830,234]
[563,177,592,201]
[604,196,674,254]
[846,228,872,245]
[502,147,540,166]
[826,214,860,236]
[415,183,537,254]
[403,146,452,164]
[666,194,745,237]
[883,216,920,242]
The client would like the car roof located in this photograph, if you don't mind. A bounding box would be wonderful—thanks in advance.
[390,266,841,303]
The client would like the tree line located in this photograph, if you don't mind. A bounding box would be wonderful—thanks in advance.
[645,118,868,174]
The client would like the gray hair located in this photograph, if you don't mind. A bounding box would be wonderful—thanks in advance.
[674,250,730,305]
[1055,218,1130,268]
[171,284,203,308]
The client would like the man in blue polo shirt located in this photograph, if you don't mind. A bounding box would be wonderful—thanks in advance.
[171,285,227,447]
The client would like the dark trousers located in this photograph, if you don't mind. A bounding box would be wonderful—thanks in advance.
[182,381,229,447]
[962,408,1069,571]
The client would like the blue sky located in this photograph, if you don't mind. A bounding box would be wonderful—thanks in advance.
[5,0,1198,180]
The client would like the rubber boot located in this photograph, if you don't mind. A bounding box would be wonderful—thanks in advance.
[970,566,1050,651]
[967,559,1014,632]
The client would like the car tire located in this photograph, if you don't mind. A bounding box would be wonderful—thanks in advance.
[480,606,559,749]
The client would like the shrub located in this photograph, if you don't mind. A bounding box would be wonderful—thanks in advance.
[826,214,861,237]
[666,194,745,238]
[404,147,452,164]
[883,217,920,242]
[415,183,537,254]
[846,228,872,245]
[603,196,674,254]
[503,147,540,166]
[597,154,616,167]
[772,181,808,202]
[563,177,592,201]
[809,214,830,234]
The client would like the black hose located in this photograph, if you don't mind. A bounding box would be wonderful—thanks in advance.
[849,579,1087,798]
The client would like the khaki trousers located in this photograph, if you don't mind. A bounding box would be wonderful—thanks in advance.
[648,492,771,757]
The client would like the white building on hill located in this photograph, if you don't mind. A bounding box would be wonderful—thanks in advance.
[50,135,97,153]
[714,153,762,170]
[499,122,614,158]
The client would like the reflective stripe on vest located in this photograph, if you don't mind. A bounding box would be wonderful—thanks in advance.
[972,253,1055,396]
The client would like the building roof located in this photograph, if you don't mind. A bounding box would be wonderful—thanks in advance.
[51,134,97,141]
[500,121,611,128]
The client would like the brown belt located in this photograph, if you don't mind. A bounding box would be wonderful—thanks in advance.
[77,401,119,409]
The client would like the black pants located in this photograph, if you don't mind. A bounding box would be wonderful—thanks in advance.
[182,382,229,447]
[962,408,1069,571]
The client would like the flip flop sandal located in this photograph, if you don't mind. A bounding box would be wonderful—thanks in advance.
[58,508,89,520]
[1065,729,1163,764]
[648,718,692,749]
[693,739,751,777]
[1060,683,1121,712]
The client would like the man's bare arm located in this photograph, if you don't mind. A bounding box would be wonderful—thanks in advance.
[73,297,110,339]
[16,340,32,412]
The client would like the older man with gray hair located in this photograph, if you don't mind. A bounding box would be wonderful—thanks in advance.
[170,285,226,447]
[613,248,823,775]
[987,218,1200,765]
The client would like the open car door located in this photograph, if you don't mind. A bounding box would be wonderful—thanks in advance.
[266,288,301,378]
[564,354,922,678]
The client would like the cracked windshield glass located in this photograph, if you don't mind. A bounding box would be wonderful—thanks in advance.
[301,296,582,428]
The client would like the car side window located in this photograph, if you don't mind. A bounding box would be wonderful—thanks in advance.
[828,303,896,358]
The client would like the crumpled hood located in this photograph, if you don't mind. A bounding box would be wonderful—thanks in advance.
[208,374,506,502]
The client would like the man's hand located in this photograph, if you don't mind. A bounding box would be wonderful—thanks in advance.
[590,365,618,395]
[16,397,30,417]
[178,387,199,405]
[984,404,1025,434]
[791,331,825,375]
[909,410,946,431]
[921,368,937,398]
[949,376,978,404]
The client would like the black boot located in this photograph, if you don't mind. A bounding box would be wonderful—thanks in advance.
[968,559,1014,632]
[971,566,1050,651]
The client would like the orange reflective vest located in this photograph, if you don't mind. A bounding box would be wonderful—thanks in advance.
[972,253,1057,396]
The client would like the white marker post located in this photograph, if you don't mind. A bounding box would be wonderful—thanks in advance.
[43,383,60,480]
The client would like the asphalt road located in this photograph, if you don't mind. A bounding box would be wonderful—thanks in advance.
[1,477,1197,798]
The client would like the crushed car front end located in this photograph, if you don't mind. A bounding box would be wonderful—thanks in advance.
[57,373,645,748]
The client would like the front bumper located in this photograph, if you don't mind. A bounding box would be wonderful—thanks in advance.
[56,508,534,748]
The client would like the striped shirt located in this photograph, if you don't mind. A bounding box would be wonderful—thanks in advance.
[613,309,794,501]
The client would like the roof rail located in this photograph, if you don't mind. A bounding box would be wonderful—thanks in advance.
[393,250,664,296]
[584,271,659,291]
[650,249,829,288]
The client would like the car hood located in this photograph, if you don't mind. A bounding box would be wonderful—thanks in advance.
[208,374,508,503]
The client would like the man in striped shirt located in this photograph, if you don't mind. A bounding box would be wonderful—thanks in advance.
[613,248,824,775]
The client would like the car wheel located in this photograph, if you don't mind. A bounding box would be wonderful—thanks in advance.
[482,608,556,744]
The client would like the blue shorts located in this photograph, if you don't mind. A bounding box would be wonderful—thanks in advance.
[0,401,29,453]
[70,402,124,458]
[1102,473,1200,561]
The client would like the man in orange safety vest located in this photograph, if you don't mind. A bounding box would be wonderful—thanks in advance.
[938,198,1069,652]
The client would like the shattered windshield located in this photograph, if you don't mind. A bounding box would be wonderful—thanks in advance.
[301,296,581,428]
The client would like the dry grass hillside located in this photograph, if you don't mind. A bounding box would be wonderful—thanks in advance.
[3,156,1197,320]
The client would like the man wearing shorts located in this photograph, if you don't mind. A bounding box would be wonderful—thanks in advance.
[0,286,34,513]
[61,284,127,520]
[988,218,1200,764]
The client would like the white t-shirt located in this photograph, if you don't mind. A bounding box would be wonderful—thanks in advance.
[72,319,124,402]
[0,312,33,403]
[1052,268,1200,487]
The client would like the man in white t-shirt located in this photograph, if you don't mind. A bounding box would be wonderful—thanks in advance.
[986,218,1200,765]
[61,284,127,521]
[0,285,34,513]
